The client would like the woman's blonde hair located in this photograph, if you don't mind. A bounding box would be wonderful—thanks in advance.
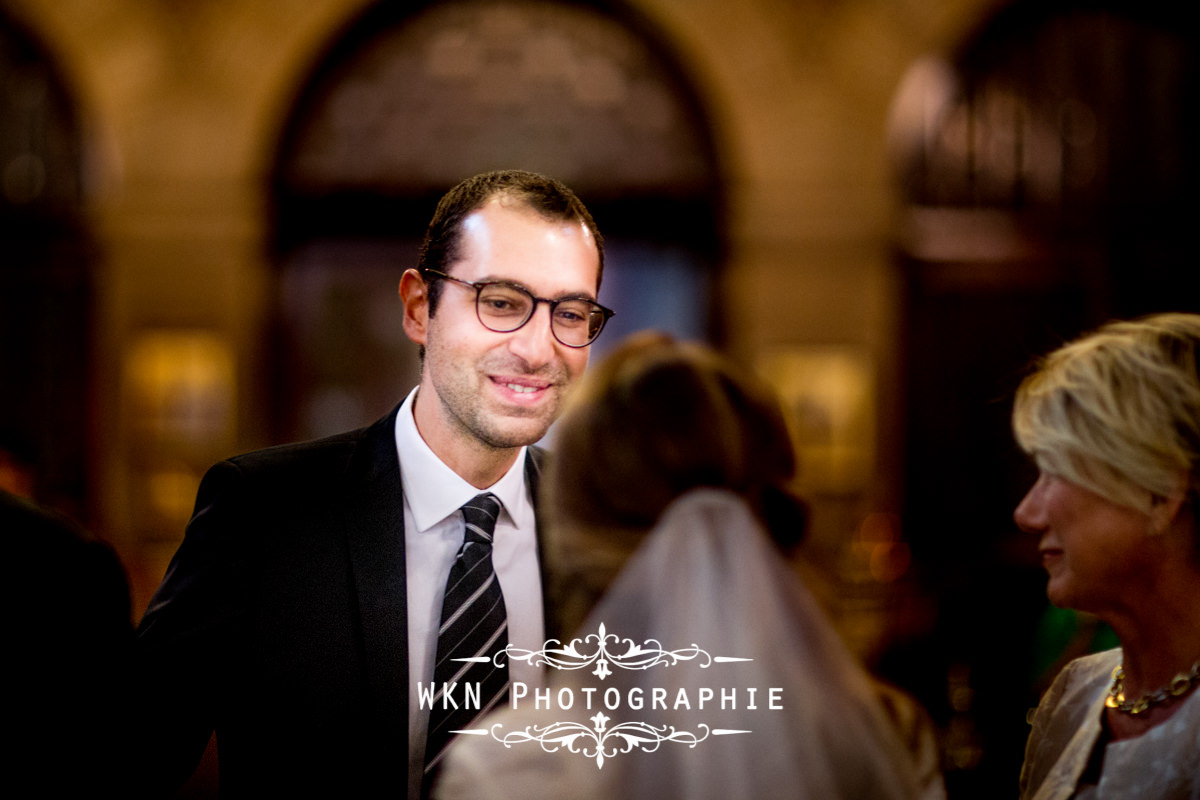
[1012,313,1200,514]
[545,331,807,634]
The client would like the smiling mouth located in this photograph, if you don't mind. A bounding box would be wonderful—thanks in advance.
[491,376,552,396]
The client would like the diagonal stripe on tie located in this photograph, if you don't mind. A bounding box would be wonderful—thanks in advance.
[439,570,499,632]
[436,610,506,663]
[422,493,509,797]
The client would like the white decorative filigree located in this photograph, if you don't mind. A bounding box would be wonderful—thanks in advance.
[491,713,712,769]
[504,622,744,680]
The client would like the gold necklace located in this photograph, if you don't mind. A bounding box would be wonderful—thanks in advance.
[1105,660,1200,715]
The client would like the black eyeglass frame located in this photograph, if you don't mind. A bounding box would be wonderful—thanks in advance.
[421,268,615,348]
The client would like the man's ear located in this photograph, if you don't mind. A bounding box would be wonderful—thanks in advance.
[399,269,429,346]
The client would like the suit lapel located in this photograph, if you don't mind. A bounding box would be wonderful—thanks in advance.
[337,422,552,778]
[342,406,409,754]
[524,446,561,641]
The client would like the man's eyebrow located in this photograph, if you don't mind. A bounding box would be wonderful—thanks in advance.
[551,290,599,302]
[479,277,598,302]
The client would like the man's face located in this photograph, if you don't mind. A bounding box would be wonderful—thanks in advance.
[405,198,601,465]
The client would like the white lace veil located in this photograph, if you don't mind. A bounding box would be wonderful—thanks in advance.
[438,489,929,800]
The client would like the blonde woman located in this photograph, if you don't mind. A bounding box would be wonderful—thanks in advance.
[1013,313,1200,798]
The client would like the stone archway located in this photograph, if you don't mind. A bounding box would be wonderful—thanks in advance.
[269,0,724,442]
[0,7,92,516]
[885,1,1199,792]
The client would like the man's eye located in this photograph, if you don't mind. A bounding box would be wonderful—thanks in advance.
[479,290,527,315]
[555,308,585,324]
[553,304,592,326]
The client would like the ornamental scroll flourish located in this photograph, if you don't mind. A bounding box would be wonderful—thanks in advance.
[502,622,713,680]
[453,622,754,769]
[491,714,711,769]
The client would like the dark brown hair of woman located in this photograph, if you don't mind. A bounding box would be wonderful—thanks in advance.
[545,330,808,635]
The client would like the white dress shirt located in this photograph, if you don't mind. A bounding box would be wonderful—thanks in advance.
[395,387,546,800]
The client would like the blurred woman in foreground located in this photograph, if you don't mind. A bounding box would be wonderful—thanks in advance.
[437,332,940,799]
[1013,313,1200,798]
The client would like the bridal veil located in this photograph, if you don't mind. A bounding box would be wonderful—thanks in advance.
[437,489,934,800]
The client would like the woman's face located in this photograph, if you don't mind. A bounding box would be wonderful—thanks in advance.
[1014,469,1156,615]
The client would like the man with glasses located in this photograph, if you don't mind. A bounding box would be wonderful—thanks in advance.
[134,171,611,800]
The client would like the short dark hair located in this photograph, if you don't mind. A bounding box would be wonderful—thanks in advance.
[416,170,604,315]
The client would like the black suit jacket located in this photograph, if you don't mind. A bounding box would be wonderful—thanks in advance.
[134,406,547,798]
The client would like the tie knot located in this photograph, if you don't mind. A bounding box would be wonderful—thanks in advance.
[460,493,501,544]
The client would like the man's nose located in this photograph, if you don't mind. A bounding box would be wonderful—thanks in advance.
[507,303,557,364]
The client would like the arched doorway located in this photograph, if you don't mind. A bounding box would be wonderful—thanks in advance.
[0,8,92,518]
[886,1,1198,794]
[270,0,723,443]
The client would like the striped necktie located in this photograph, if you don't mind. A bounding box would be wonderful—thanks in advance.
[422,492,509,793]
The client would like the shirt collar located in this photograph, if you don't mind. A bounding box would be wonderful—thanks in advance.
[394,387,530,533]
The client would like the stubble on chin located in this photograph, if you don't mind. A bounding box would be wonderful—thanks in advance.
[479,387,565,448]
[434,374,565,451]
[423,325,577,450]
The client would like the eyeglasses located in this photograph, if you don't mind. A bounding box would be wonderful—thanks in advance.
[422,269,614,348]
